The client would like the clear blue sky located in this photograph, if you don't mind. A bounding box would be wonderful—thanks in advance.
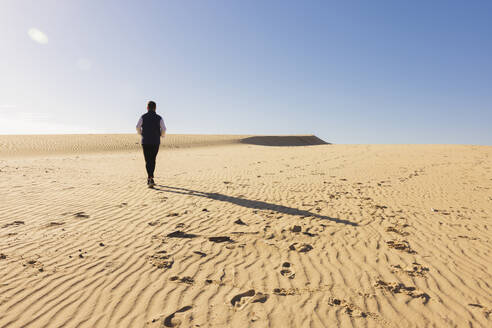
[1,1,491,144]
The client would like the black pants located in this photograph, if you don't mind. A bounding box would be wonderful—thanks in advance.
[142,144,160,178]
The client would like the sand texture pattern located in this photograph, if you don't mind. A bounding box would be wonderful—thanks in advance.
[0,134,490,327]
[0,134,327,157]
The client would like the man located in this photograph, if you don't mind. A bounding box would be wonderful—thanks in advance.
[136,101,166,187]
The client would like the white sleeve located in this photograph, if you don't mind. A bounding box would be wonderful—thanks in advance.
[160,118,166,132]
[136,117,143,135]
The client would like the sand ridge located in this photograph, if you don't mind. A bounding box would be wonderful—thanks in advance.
[0,134,327,157]
[0,136,491,327]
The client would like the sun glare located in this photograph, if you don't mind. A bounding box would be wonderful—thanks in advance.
[27,28,48,44]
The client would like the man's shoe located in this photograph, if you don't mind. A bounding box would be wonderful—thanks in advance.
[147,178,155,188]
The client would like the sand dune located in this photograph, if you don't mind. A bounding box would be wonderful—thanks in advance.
[0,135,491,327]
[0,134,326,157]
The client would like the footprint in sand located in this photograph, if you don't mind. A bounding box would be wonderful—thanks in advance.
[385,224,409,236]
[303,230,317,237]
[167,231,198,239]
[273,288,298,296]
[280,262,295,279]
[74,212,89,218]
[46,222,65,227]
[289,243,313,253]
[209,236,233,243]
[327,297,375,319]
[231,290,255,308]
[169,276,194,285]
[386,240,416,254]
[159,305,192,327]
[0,253,6,260]
[24,259,44,272]
[291,225,302,233]
[2,221,25,228]
[231,290,269,309]
[148,251,174,269]
[374,280,430,304]
[391,262,429,277]
[430,208,450,215]
[167,212,179,217]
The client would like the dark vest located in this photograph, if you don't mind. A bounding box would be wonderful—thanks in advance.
[141,112,162,145]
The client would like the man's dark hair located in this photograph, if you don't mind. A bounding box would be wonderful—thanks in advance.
[147,101,156,111]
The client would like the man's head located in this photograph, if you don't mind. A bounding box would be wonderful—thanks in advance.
[147,101,156,112]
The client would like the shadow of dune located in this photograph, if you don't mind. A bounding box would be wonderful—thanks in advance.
[153,185,357,226]
[239,135,329,146]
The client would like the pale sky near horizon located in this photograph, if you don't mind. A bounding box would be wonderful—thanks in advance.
[1,1,491,144]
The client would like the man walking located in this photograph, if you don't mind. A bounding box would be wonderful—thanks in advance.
[136,101,166,187]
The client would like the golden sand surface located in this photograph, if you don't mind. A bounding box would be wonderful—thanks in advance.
[0,134,490,327]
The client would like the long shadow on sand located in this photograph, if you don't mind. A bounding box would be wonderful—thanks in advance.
[153,185,357,226]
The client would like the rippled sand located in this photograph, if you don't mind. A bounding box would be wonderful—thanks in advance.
[0,135,490,327]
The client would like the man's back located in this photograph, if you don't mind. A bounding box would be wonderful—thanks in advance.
[140,111,162,145]
[136,101,166,187]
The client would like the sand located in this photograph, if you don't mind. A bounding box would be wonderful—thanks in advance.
[0,134,490,328]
